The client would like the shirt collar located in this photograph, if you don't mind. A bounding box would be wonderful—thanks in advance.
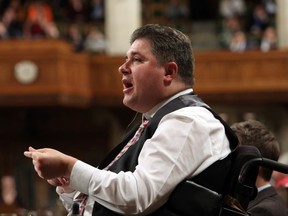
[258,183,271,192]
[143,88,193,121]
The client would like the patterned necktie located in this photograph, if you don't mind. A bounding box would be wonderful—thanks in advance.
[104,119,149,170]
[74,193,87,215]
[73,119,149,215]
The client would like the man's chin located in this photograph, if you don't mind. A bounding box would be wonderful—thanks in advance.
[123,97,132,107]
[123,98,138,111]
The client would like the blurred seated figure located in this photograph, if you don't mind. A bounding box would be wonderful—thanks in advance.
[8,0,26,20]
[229,30,247,52]
[248,3,277,51]
[219,0,246,18]
[66,23,85,52]
[260,26,277,52]
[84,27,106,54]
[89,0,104,21]
[231,120,288,216]
[262,0,277,18]
[249,4,270,40]
[166,0,189,19]
[24,0,59,39]
[66,0,88,23]
[219,16,243,49]
[0,175,24,214]
[0,6,23,39]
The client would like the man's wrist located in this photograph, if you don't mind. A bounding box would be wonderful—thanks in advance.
[65,155,78,178]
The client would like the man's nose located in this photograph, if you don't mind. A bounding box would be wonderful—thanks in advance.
[118,62,130,74]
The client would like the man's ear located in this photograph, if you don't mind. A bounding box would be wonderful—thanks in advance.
[164,62,178,84]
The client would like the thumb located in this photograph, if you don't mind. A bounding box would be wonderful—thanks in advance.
[24,146,37,158]
[29,146,36,151]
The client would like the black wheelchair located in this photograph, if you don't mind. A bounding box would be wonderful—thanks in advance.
[166,145,288,216]
[154,106,288,216]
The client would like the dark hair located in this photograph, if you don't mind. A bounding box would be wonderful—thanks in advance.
[231,120,280,181]
[130,24,195,86]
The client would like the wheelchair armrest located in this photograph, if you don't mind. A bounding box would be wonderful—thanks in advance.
[168,180,250,216]
[168,180,222,216]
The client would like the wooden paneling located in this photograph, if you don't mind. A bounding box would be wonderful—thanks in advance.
[0,39,91,107]
[0,39,288,107]
[194,50,288,104]
[90,55,124,106]
[89,50,288,105]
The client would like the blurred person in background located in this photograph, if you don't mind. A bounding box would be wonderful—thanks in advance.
[0,175,25,215]
[219,0,246,18]
[89,0,104,21]
[84,27,106,54]
[229,30,248,52]
[66,0,88,23]
[260,26,277,52]
[231,120,287,216]
[166,0,189,19]
[24,0,59,39]
[0,5,23,38]
[219,16,243,49]
[65,22,85,52]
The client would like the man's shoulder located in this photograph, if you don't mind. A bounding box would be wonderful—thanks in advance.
[249,187,287,215]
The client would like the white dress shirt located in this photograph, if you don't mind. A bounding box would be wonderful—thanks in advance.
[57,89,231,215]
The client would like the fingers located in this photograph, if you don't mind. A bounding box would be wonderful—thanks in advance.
[23,146,37,158]
[24,146,45,178]
[47,177,75,193]
[23,147,74,180]
[47,178,62,187]
[29,146,36,151]
[58,176,70,185]
[24,146,47,158]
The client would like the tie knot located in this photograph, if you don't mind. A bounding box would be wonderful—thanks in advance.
[141,119,149,128]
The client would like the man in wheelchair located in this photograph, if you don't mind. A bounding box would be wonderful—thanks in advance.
[165,119,288,216]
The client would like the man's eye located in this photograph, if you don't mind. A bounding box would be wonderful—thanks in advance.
[133,58,142,62]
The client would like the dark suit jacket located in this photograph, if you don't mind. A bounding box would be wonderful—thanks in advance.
[248,186,288,216]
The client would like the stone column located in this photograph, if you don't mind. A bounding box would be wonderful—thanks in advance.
[276,0,288,48]
[105,0,142,55]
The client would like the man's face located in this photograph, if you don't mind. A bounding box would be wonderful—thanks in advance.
[119,38,166,113]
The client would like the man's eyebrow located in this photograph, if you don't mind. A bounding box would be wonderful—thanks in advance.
[129,51,141,56]
[125,51,143,59]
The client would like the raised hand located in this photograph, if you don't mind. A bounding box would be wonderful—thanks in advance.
[24,146,77,180]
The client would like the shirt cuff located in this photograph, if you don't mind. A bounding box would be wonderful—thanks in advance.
[56,187,76,206]
[69,160,96,194]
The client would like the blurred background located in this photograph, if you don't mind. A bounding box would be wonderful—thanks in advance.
[0,0,288,215]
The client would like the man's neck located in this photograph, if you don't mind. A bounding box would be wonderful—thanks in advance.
[256,176,270,189]
[144,88,193,120]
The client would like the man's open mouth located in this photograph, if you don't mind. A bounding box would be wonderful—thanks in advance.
[123,79,133,88]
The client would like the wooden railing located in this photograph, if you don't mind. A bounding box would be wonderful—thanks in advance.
[194,49,288,104]
[0,39,91,107]
[0,39,287,107]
